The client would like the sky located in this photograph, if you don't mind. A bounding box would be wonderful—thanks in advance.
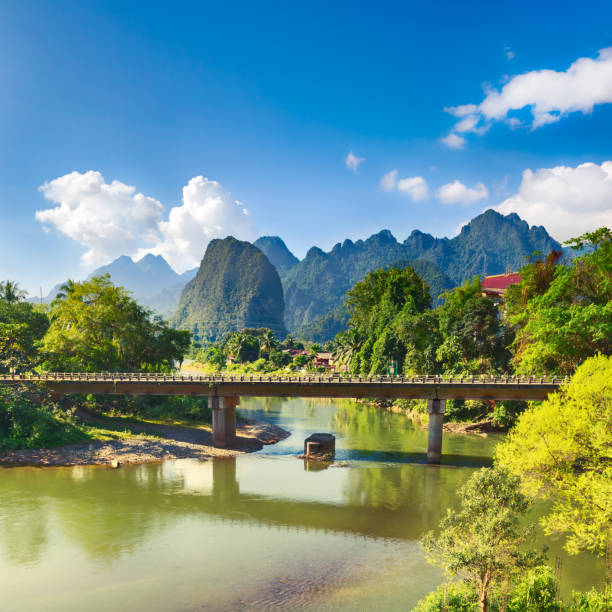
[1,0,612,294]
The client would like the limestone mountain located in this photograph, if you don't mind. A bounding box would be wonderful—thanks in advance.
[253,236,299,277]
[283,209,561,334]
[171,236,286,341]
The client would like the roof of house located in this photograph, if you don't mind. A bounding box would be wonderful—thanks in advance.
[481,273,521,291]
[315,352,333,360]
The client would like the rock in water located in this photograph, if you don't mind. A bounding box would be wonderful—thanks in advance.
[171,236,287,341]
[304,433,335,458]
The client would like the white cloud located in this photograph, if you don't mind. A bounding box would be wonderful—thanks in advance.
[36,171,255,272]
[345,150,365,172]
[36,171,164,266]
[495,161,612,241]
[443,47,612,146]
[441,133,466,149]
[139,176,255,271]
[379,169,398,192]
[397,176,429,201]
[437,180,489,205]
[505,47,515,60]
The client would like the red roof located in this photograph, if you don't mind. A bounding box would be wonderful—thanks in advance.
[481,273,521,291]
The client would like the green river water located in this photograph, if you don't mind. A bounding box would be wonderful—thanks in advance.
[0,398,604,611]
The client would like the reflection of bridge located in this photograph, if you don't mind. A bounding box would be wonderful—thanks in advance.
[1,373,564,462]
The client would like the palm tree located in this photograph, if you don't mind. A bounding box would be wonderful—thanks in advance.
[333,329,362,371]
[259,329,276,358]
[54,279,78,301]
[0,280,27,303]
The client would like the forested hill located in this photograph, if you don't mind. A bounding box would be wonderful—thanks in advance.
[282,209,561,334]
[171,236,286,341]
[253,236,299,277]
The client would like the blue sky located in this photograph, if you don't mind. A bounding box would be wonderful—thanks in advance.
[2,0,612,294]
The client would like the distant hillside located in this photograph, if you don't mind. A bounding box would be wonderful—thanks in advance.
[253,236,299,277]
[283,210,561,333]
[43,254,197,317]
[171,236,286,341]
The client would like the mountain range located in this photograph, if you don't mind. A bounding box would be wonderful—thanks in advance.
[39,209,563,341]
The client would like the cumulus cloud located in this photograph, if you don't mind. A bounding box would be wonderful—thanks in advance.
[139,176,255,271]
[36,171,255,271]
[440,133,466,149]
[495,161,612,241]
[379,169,398,192]
[345,150,365,172]
[397,176,429,201]
[505,47,515,60]
[436,180,489,205]
[442,47,612,146]
[36,171,164,266]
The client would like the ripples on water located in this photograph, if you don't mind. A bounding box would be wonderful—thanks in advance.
[0,398,604,611]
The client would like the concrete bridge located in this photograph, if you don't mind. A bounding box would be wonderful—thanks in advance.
[0,372,565,462]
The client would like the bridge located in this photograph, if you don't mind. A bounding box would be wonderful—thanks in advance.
[0,372,565,463]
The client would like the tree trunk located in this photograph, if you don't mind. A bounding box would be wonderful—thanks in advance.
[478,588,488,612]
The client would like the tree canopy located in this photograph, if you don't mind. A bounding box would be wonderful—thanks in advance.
[495,354,612,557]
[42,275,190,372]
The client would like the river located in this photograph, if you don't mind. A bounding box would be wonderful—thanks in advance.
[0,398,604,611]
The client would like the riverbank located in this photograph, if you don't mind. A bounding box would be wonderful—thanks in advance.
[0,418,290,467]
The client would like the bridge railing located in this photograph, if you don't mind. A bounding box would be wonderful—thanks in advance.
[0,372,568,385]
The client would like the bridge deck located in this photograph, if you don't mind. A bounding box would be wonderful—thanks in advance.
[0,373,565,401]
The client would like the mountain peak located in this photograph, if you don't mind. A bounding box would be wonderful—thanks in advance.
[253,236,299,277]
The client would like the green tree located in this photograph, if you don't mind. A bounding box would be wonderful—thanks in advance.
[0,280,27,304]
[0,300,49,373]
[509,228,612,375]
[42,275,190,372]
[421,467,542,612]
[437,278,512,375]
[495,354,612,557]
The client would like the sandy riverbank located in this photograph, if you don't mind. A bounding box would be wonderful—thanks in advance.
[0,420,291,467]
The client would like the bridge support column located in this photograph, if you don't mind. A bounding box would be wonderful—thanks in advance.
[427,399,446,464]
[211,396,239,447]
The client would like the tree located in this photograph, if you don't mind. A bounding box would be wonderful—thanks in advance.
[0,300,49,373]
[509,228,612,375]
[259,328,276,358]
[42,275,190,372]
[436,278,512,375]
[0,280,27,304]
[421,467,542,612]
[495,354,612,557]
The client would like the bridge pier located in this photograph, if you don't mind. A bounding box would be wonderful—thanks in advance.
[211,396,239,447]
[427,399,446,463]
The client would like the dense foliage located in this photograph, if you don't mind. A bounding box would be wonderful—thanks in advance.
[43,275,190,372]
[172,236,286,341]
[283,209,561,337]
[495,354,612,557]
[508,229,612,375]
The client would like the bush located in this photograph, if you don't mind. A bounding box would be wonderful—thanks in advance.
[411,582,476,611]
[0,384,84,451]
[571,588,612,611]
[444,399,490,422]
[506,565,560,611]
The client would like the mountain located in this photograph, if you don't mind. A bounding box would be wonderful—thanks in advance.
[282,210,561,334]
[253,236,299,276]
[171,236,286,341]
[42,254,198,317]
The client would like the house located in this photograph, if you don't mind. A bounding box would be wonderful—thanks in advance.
[314,352,334,369]
[481,273,521,301]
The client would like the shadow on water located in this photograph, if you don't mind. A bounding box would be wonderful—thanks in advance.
[332,448,493,468]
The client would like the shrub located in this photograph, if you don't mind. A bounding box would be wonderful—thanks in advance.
[411,582,475,611]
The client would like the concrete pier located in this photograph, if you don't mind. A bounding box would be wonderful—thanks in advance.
[211,396,239,447]
[427,399,446,463]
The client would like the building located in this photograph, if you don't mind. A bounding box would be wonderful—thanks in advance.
[314,352,334,369]
[481,273,521,301]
